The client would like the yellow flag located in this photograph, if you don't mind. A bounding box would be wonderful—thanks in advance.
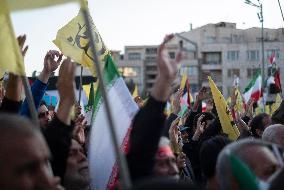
[180,74,187,90]
[132,85,138,97]
[208,76,240,140]
[54,8,108,77]
[235,89,245,114]
[83,84,91,98]
[227,97,231,105]
[2,0,77,12]
[0,1,25,76]
[254,107,262,116]
[264,105,271,115]
[271,94,282,114]
[83,82,98,101]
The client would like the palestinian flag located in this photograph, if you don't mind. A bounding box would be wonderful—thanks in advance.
[89,54,138,190]
[243,69,262,104]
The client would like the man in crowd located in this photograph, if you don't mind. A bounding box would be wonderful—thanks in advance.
[262,124,284,145]
[0,114,63,190]
[216,139,280,190]
[127,34,182,181]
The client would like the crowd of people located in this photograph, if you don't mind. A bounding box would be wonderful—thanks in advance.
[1,34,284,190]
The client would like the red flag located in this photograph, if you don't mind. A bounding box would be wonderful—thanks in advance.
[269,53,276,64]
[274,69,282,92]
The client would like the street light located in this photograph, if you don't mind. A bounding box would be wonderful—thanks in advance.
[244,0,265,91]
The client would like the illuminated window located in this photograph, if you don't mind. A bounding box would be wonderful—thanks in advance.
[120,67,141,78]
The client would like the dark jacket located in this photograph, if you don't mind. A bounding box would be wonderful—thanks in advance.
[272,100,284,124]
[163,113,179,138]
[43,116,74,182]
[127,96,167,181]
[0,97,22,113]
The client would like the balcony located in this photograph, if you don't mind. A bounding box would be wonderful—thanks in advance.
[202,64,222,70]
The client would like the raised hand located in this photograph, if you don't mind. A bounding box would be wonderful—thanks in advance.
[56,58,76,125]
[172,89,183,115]
[43,50,63,75]
[38,50,63,84]
[151,34,182,102]
[192,114,205,141]
[196,87,209,102]
[73,114,87,145]
[169,117,180,145]
[157,34,182,82]
[17,35,28,57]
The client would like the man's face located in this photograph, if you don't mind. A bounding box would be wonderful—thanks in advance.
[64,139,90,190]
[245,146,280,180]
[153,149,179,180]
[0,134,53,190]
[38,105,51,128]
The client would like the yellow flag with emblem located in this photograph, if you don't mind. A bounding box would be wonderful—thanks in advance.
[208,76,240,140]
[271,94,282,114]
[53,7,108,76]
[235,88,245,114]
[0,1,25,76]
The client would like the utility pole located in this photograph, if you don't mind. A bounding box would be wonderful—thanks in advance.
[245,0,265,89]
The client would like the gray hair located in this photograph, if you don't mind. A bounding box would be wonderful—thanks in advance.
[262,124,284,145]
[216,139,270,190]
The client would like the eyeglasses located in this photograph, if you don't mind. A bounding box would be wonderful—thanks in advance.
[38,111,49,118]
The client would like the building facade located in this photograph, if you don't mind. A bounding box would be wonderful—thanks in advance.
[115,22,284,98]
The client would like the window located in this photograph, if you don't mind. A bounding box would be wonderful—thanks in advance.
[206,36,216,43]
[128,52,141,60]
[146,48,157,54]
[119,67,141,78]
[146,65,156,71]
[231,34,242,43]
[247,50,259,61]
[204,52,221,64]
[222,37,232,43]
[169,52,175,59]
[227,51,239,61]
[227,69,240,77]
[145,56,156,62]
[266,49,280,60]
[180,66,198,76]
[247,68,259,78]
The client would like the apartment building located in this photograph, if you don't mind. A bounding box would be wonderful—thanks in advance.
[115,22,284,97]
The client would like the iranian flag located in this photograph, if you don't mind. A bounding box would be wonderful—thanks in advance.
[243,69,262,103]
[89,54,138,190]
[54,8,138,189]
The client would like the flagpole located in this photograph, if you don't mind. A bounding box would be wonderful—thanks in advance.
[78,66,83,104]
[6,11,39,126]
[21,76,39,126]
[80,1,132,189]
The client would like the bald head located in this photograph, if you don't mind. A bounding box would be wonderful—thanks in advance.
[262,124,284,145]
